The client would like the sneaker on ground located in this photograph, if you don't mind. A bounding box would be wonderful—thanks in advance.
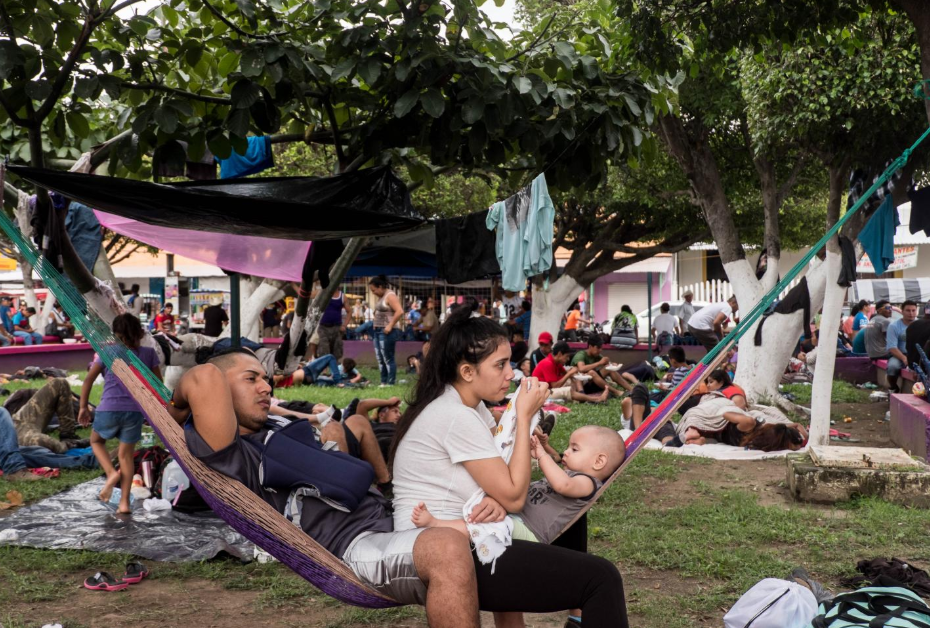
[6,469,47,481]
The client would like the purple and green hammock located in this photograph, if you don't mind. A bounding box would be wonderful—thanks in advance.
[2,124,927,608]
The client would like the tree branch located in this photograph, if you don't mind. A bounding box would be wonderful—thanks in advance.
[96,0,149,22]
[0,91,27,126]
[200,0,288,38]
[120,81,232,105]
[504,13,557,63]
[775,153,808,208]
[35,17,95,122]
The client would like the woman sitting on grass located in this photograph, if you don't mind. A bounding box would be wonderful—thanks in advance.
[79,314,161,513]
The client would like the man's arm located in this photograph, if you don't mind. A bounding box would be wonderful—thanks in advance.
[887,325,908,364]
[575,357,607,374]
[357,396,401,418]
[712,312,727,337]
[167,364,238,451]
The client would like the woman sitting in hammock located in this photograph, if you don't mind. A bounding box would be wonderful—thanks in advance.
[671,388,808,451]
[390,302,631,628]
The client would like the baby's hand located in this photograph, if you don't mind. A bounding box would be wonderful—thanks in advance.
[530,435,542,459]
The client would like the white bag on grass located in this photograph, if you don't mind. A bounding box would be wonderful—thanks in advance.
[724,578,818,628]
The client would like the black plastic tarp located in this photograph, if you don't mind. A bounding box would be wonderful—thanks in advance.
[0,478,253,562]
[8,165,424,241]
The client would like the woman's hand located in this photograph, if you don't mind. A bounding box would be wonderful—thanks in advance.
[515,377,548,420]
[530,435,541,460]
[467,496,507,523]
[78,406,92,428]
[384,324,393,334]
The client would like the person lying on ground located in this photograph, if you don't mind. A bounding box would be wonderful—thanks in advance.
[0,407,99,481]
[391,302,632,628]
[412,426,625,547]
[620,382,677,444]
[168,347,622,628]
[571,335,628,397]
[274,355,360,388]
[80,313,162,511]
[532,341,609,403]
[11,377,83,453]
[346,396,403,463]
[267,396,392,486]
[672,392,807,451]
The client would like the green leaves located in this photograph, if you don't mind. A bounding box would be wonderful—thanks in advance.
[394,89,420,118]
[420,89,445,118]
[239,48,265,78]
[462,98,485,124]
[65,112,90,138]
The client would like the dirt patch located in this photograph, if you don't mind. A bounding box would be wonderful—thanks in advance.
[831,401,895,448]
[5,578,345,628]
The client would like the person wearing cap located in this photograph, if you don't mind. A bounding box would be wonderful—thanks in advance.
[886,300,918,393]
[679,289,696,332]
[202,297,229,338]
[905,301,930,370]
[531,331,554,372]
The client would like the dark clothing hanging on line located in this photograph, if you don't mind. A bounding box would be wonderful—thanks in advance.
[754,277,811,346]
[435,209,500,284]
[302,239,346,289]
[908,187,930,237]
[837,235,858,288]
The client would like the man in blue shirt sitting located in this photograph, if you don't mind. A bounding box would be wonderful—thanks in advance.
[12,306,43,346]
[0,297,16,347]
[886,300,918,393]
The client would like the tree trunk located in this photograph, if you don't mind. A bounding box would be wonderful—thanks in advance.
[529,274,585,351]
[809,248,843,445]
[292,236,369,361]
[20,258,40,327]
[220,278,286,342]
[734,259,830,404]
[93,243,127,309]
[808,162,849,445]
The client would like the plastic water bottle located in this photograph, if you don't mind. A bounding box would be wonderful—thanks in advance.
[108,488,135,508]
[161,460,190,503]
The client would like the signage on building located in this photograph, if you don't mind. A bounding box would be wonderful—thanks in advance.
[856,246,918,274]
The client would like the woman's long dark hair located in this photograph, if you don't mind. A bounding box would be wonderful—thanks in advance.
[741,423,803,452]
[389,301,509,469]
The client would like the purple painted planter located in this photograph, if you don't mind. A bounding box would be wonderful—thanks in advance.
[0,342,95,373]
[833,357,877,385]
[890,393,930,462]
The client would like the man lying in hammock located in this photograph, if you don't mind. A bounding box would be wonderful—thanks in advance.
[167,347,623,628]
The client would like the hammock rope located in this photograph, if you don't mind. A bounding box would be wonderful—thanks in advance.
[1,119,928,607]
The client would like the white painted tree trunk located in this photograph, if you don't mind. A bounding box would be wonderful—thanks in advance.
[38,291,55,333]
[529,274,585,351]
[93,244,127,309]
[731,257,830,405]
[219,278,286,342]
[808,249,844,446]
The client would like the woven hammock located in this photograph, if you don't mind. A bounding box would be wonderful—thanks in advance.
[1,122,926,608]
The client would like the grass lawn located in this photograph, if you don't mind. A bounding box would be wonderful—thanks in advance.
[1,372,928,628]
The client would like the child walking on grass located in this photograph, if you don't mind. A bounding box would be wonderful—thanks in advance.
[78,314,161,514]
[412,424,625,544]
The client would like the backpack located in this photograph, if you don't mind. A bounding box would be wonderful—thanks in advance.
[724,578,818,628]
[613,313,635,335]
[809,584,930,628]
[132,446,170,495]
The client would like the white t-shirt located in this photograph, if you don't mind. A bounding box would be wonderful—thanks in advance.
[501,295,523,321]
[391,385,500,530]
[687,302,732,331]
[652,312,678,336]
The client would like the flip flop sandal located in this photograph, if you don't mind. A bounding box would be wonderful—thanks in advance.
[83,571,128,592]
[123,562,149,584]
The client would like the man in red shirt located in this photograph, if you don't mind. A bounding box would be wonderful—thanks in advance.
[155,303,176,334]
[532,342,607,403]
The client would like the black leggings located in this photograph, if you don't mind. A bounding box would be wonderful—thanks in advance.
[473,516,629,628]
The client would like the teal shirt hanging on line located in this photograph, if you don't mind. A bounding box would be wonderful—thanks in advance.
[486,174,556,292]
[858,196,900,276]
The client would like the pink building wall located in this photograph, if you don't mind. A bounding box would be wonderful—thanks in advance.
[590,271,672,323]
